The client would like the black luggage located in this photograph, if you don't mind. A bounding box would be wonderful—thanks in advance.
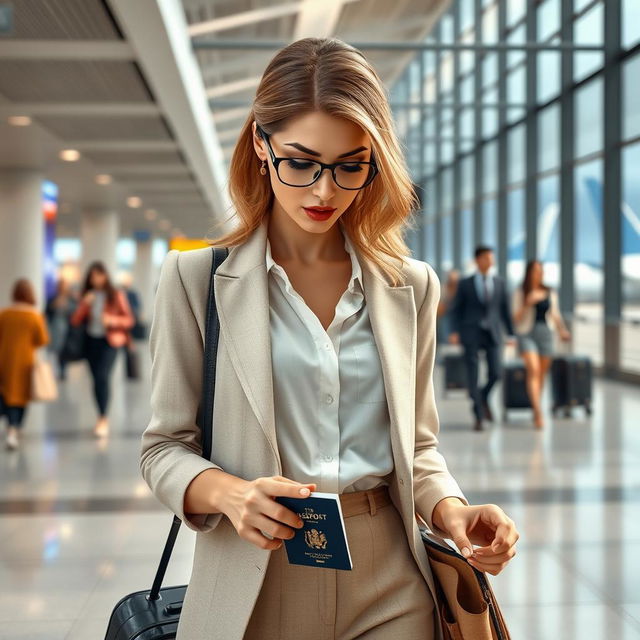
[551,355,592,417]
[125,347,140,380]
[442,352,467,396]
[502,360,531,421]
[104,247,228,640]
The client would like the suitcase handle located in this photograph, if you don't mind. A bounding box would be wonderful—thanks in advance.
[164,601,183,616]
[148,247,228,601]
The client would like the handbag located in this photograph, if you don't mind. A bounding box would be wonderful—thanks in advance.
[421,529,511,640]
[104,247,228,640]
[60,323,87,362]
[30,353,58,402]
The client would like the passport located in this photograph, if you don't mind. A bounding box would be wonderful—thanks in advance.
[274,492,353,571]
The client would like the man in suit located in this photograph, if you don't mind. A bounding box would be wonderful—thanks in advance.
[448,246,516,431]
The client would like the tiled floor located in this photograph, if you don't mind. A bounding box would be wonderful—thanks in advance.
[0,345,638,639]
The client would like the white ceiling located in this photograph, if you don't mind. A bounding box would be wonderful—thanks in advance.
[0,0,449,240]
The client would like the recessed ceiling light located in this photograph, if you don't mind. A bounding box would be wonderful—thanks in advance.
[8,116,32,127]
[144,209,157,221]
[59,149,81,162]
[127,196,142,208]
[95,174,112,185]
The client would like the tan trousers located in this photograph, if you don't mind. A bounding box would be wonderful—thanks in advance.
[243,495,435,640]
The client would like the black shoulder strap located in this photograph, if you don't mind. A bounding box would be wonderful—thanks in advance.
[149,246,229,601]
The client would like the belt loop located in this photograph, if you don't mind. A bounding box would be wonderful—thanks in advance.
[366,490,377,516]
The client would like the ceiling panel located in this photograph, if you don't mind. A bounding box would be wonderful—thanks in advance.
[9,0,121,40]
[0,60,152,103]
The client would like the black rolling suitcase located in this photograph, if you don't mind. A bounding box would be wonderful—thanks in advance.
[442,352,467,396]
[104,247,228,640]
[502,360,531,421]
[551,355,592,417]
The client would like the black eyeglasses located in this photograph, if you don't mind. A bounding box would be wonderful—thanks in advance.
[256,125,379,190]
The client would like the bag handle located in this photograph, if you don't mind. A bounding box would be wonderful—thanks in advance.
[148,247,229,601]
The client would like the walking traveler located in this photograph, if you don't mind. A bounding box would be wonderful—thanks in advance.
[70,261,135,438]
[45,277,77,380]
[512,260,571,428]
[448,246,516,431]
[140,37,519,640]
[0,279,49,450]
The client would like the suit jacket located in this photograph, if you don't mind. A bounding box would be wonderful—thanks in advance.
[141,217,467,640]
[448,274,514,346]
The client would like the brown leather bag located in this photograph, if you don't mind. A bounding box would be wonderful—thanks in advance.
[421,531,511,640]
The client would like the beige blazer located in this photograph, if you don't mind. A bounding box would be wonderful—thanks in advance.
[140,217,467,640]
[511,286,563,335]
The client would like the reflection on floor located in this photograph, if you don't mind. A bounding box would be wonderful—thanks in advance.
[0,344,639,639]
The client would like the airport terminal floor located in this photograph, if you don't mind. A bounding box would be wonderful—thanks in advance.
[0,347,638,639]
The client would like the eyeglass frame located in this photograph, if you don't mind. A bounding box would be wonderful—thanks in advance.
[256,124,379,190]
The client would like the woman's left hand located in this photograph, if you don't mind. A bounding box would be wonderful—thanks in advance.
[560,329,571,342]
[432,499,519,576]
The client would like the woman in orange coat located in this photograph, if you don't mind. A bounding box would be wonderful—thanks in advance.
[0,279,49,450]
[71,261,135,438]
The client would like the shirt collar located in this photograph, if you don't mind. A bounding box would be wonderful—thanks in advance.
[265,221,363,296]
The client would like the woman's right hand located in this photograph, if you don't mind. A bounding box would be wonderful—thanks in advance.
[525,290,546,306]
[221,475,317,550]
[82,291,95,306]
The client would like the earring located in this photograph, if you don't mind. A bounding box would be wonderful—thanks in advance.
[260,160,267,175]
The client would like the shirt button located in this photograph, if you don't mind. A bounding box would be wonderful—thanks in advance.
[324,343,331,350]
[325,394,334,404]
[323,455,333,462]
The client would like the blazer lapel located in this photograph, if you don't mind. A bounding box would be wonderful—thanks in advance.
[358,252,417,476]
[213,218,282,473]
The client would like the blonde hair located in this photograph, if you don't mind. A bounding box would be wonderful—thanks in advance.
[209,37,419,286]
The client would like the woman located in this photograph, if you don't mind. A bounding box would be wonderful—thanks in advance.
[45,278,77,380]
[436,268,460,344]
[70,262,134,437]
[0,279,49,450]
[141,38,518,640]
[512,260,571,428]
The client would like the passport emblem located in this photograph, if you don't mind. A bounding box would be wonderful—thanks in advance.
[305,528,328,549]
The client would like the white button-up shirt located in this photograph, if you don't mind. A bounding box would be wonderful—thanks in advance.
[266,225,394,494]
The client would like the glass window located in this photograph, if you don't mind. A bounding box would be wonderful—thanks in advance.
[537,0,560,41]
[482,53,498,89]
[621,142,640,373]
[507,0,526,27]
[482,3,498,42]
[461,155,474,204]
[440,14,454,43]
[538,103,560,172]
[507,24,526,68]
[537,52,560,103]
[575,77,603,159]
[574,159,604,366]
[459,0,475,34]
[508,124,526,184]
[483,141,498,194]
[461,208,475,271]
[441,168,454,213]
[574,3,604,83]
[460,107,475,148]
[507,187,526,289]
[441,213,453,271]
[537,173,561,289]
[425,220,436,266]
[507,65,526,104]
[623,54,640,142]
[482,199,498,264]
[623,0,640,49]
[460,74,474,103]
[483,88,500,138]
